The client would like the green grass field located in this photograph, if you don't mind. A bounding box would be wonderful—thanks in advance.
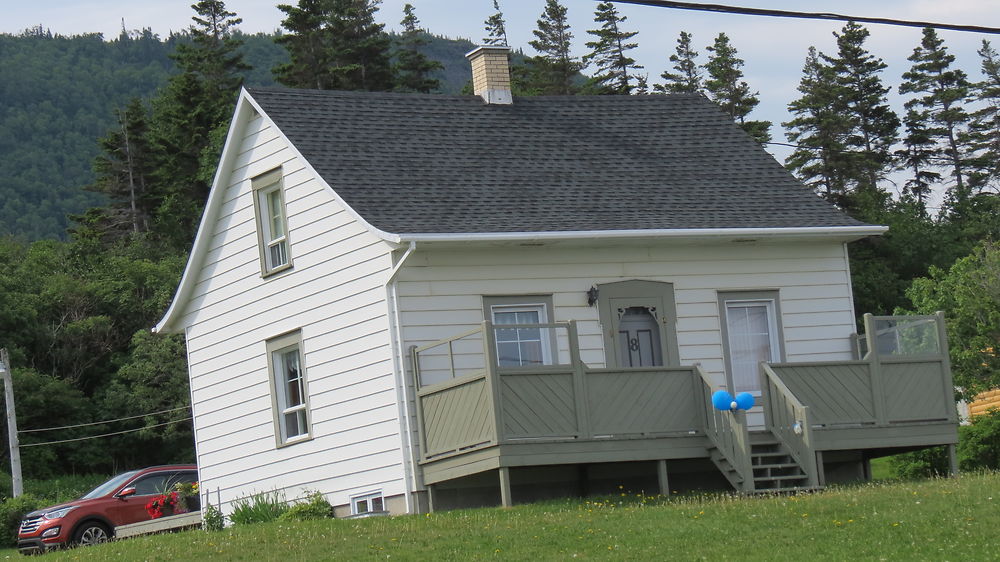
[16,471,1000,561]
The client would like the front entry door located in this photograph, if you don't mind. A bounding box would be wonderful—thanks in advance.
[597,280,680,369]
[617,306,663,367]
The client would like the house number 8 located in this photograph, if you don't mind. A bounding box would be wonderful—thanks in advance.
[629,338,640,351]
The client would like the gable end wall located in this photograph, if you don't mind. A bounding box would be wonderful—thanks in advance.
[179,113,403,514]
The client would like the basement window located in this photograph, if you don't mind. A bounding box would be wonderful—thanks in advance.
[351,491,385,515]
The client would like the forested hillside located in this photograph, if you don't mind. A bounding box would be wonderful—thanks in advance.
[0,27,474,240]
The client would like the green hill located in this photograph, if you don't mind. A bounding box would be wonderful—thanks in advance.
[0,28,474,240]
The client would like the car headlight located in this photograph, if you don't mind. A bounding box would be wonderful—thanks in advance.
[42,506,77,520]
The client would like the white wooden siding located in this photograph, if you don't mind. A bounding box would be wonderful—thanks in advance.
[398,241,857,382]
[179,114,404,515]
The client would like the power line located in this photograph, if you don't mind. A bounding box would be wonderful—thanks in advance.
[20,417,193,448]
[611,1,1000,35]
[18,406,190,434]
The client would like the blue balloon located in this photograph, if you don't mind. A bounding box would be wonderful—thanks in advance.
[712,390,734,411]
[735,392,755,411]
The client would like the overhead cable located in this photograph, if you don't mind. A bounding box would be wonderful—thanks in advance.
[610,1,1000,34]
[18,406,190,433]
[19,417,193,447]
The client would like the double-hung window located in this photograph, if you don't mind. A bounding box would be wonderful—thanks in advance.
[267,331,311,445]
[252,169,291,275]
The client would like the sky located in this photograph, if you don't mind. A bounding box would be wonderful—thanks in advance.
[5,0,999,204]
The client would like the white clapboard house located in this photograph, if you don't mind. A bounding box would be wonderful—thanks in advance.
[155,46,958,516]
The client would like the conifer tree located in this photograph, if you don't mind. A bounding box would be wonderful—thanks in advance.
[393,3,442,93]
[274,0,335,89]
[335,0,394,91]
[703,33,770,143]
[783,47,850,201]
[149,0,250,249]
[899,27,972,207]
[654,31,702,94]
[896,107,940,207]
[525,0,582,95]
[84,98,155,239]
[583,2,643,95]
[483,0,508,46]
[822,21,898,206]
[275,0,393,92]
[967,40,1000,190]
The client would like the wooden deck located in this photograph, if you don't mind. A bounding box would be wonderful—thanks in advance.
[410,313,958,502]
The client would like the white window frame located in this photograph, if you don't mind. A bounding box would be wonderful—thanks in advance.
[718,291,785,394]
[252,168,292,276]
[350,491,385,515]
[266,331,311,447]
[483,295,556,368]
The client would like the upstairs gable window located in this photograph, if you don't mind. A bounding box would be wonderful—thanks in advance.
[252,169,292,275]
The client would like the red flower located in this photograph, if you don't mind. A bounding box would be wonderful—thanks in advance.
[145,494,175,519]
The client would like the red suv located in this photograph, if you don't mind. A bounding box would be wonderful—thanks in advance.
[17,464,198,553]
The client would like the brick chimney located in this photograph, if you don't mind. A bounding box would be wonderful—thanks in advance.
[465,45,513,105]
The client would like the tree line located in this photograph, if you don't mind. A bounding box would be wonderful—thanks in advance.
[0,0,996,480]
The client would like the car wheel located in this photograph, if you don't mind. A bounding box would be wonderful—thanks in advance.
[72,521,110,547]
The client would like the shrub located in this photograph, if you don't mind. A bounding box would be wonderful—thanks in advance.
[888,446,950,479]
[229,491,288,525]
[202,504,224,531]
[959,409,1000,470]
[0,494,42,547]
[278,491,333,522]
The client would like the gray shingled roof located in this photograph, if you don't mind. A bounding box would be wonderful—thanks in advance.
[246,87,867,234]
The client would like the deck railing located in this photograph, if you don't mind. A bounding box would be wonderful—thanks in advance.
[698,366,753,491]
[411,321,705,461]
[769,312,955,429]
[760,363,819,487]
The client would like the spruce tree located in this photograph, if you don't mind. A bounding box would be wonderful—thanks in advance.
[703,33,771,143]
[83,98,156,239]
[483,0,508,46]
[899,27,972,205]
[274,0,335,89]
[274,0,393,92]
[822,21,898,207]
[654,31,702,94]
[896,107,940,207]
[582,2,643,95]
[525,0,582,95]
[393,4,442,93]
[149,0,249,249]
[783,47,850,201]
[967,40,1000,190]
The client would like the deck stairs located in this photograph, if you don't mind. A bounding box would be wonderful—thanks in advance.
[708,431,821,494]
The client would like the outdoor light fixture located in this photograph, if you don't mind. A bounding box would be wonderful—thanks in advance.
[587,286,599,306]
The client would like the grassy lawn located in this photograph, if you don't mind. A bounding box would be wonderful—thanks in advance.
[24,471,1000,561]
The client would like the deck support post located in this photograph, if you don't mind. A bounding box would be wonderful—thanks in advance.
[426,484,436,513]
[656,460,669,496]
[499,467,512,508]
[946,444,959,477]
[815,451,826,487]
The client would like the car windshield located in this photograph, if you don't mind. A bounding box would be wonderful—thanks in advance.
[80,470,141,500]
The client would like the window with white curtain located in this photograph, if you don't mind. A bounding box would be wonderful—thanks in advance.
[720,292,784,393]
[266,331,311,446]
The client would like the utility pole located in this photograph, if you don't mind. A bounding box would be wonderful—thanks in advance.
[0,349,22,497]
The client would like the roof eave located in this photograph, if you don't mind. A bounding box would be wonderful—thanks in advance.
[395,225,888,244]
